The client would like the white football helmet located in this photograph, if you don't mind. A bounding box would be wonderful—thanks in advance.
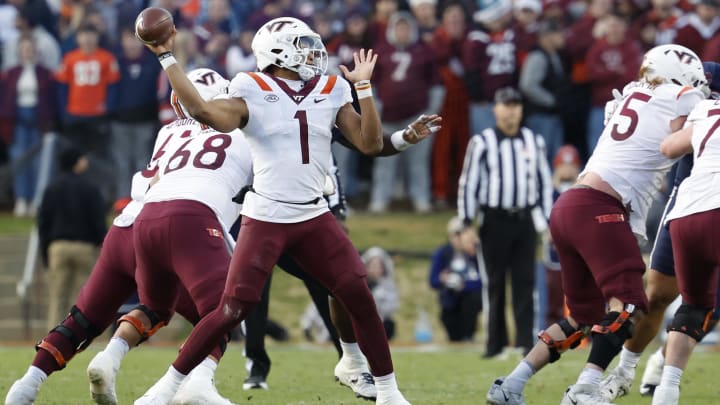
[252,17,328,81]
[640,44,710,97]
[171,68,229,119]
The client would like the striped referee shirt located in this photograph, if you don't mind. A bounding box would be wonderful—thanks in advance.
[458,127,553,226]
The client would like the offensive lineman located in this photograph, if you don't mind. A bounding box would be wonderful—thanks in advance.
[486,44,709,405]
[134,17,432,405]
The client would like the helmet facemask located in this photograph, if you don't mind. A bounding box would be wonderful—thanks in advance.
[285,34,328,81]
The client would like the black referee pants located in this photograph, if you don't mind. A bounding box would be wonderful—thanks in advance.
[480,209,537,356]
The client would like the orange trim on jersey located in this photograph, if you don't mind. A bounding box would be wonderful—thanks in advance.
[246,72,272,91]
[320,75,337,94]
[171,93,186,119]
[677,86,692,99]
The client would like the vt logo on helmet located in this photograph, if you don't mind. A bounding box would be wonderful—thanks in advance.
[252,17,328,81]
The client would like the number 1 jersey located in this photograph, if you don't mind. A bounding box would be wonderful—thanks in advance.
[582,82,704,240]
[229,72,353,223]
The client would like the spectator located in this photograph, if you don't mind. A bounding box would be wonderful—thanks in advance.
[109,27,161,200]
[462,0,517,135]
[458,87,553,357]
[225,28,257,77]
[3,11,60,71]
[37,147,106,330]
[0,34,58,217]
[674,0,720,56]
[368,0,399,45]
[519,18,571,162]
[361,247,399,340]
[512,0,543,67]
[541,145,581,328]
[585,13,642,154]
[429,216,483,342]
[55,22,120,200]
[630,0,684,51]
[408,0,438,43]
[369,11,444,213]
[429,1,469,208]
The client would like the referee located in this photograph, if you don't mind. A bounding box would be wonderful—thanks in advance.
[458,87,553,357]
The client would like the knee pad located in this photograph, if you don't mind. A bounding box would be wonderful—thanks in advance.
[588,306,636,369]
[538,318,590,363]
[117,304,167,345]
[667,304,714,342]
[36,306,102,368]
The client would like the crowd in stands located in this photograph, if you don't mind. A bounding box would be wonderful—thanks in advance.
[1,0,716,214]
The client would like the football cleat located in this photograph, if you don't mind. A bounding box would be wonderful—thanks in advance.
[4,379,39,405]
[375,391,411,405]
[486,377,526,405]
[242,374,268,390]
[134,375,183,405]
[650,384,679,405]
[334,360,377,400]
[599,366,634,401]
[170,370,236,405]
[561,384,616,405]
[639,350,664,396]
[87,350,120,405]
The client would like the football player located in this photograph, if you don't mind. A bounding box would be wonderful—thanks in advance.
[4,68,242,405]
[627,62,720,405]
[598,62,720,402]
[486,44,709,405]
[134,17,439,405]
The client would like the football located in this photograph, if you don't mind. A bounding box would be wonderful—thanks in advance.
[135,7,174,46]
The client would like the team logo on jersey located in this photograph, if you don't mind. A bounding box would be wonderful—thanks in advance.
[264,94,279,102]
[206,228,224,239]
[313,97,326,103]
[292,95,306,103]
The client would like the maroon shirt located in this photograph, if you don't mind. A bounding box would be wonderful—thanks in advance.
[461,28,518,103]
[674,14,720,56]
[586,38,642,107]
[373,40,440,121]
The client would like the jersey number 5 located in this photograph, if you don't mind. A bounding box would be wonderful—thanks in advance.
[610,93,652,141]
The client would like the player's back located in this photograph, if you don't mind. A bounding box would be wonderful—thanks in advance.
[583,82,704,237]
[144,119,253,230]
[228,72,352,223]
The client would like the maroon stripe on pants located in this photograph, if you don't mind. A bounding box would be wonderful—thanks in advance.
[669,209,720,308]
[173,213,394,376]
[549,188,647,325]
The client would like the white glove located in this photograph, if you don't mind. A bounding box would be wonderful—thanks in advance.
[603,88,623,126]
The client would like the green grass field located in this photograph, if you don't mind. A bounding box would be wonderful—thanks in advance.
[2,344,720,404]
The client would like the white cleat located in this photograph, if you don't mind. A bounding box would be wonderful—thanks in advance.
[169,370,236,405]
[5,379,39,405]
[650,384,679,405]
[599,367,634,401]
[87,351,120,405]
[561,384,616,405]
[640,350,664,396]
[334,360,377,400]
[375,390,411,405]
[486,377,526,405]
[134,378,182,405]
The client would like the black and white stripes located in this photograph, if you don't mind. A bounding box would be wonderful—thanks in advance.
[458,127,553,223]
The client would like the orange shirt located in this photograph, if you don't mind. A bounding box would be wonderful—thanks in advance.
[56,48,120,116]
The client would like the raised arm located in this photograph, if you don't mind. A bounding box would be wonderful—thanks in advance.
[142,29,248,133]
[335,49,383,154]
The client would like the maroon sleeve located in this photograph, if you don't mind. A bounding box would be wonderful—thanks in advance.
[565,16,597,62]
[586,41,618,83]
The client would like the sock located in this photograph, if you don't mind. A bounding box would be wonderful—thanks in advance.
[375,372,398,395]
[576,367,603,387]
[104,337,130,363]
[504,360,535,393]
[660,365,683,388]
[162,366,187,389]
[21,366,47,388]
[618,347,641,370]
[340,340,366,367]
[194,357,217,378]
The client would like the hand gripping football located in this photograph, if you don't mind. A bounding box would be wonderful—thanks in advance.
[135,7,174,46]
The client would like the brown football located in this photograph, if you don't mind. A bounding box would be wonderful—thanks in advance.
[135,7,174,46]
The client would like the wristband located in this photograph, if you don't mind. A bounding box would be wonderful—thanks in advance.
[158,52,177,70]
[390,129,411,151]
[354,80,372,99]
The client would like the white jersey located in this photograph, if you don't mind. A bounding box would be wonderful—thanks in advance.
[666,99,720,221]
[581,82,703,241]
[228,72,353,223]
[144,119,254,231]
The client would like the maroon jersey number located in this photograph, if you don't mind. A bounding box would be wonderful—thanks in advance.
[165,134,232,174]
[610,93,652,141]
[294,110,310,164]
[697,108,720,157]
